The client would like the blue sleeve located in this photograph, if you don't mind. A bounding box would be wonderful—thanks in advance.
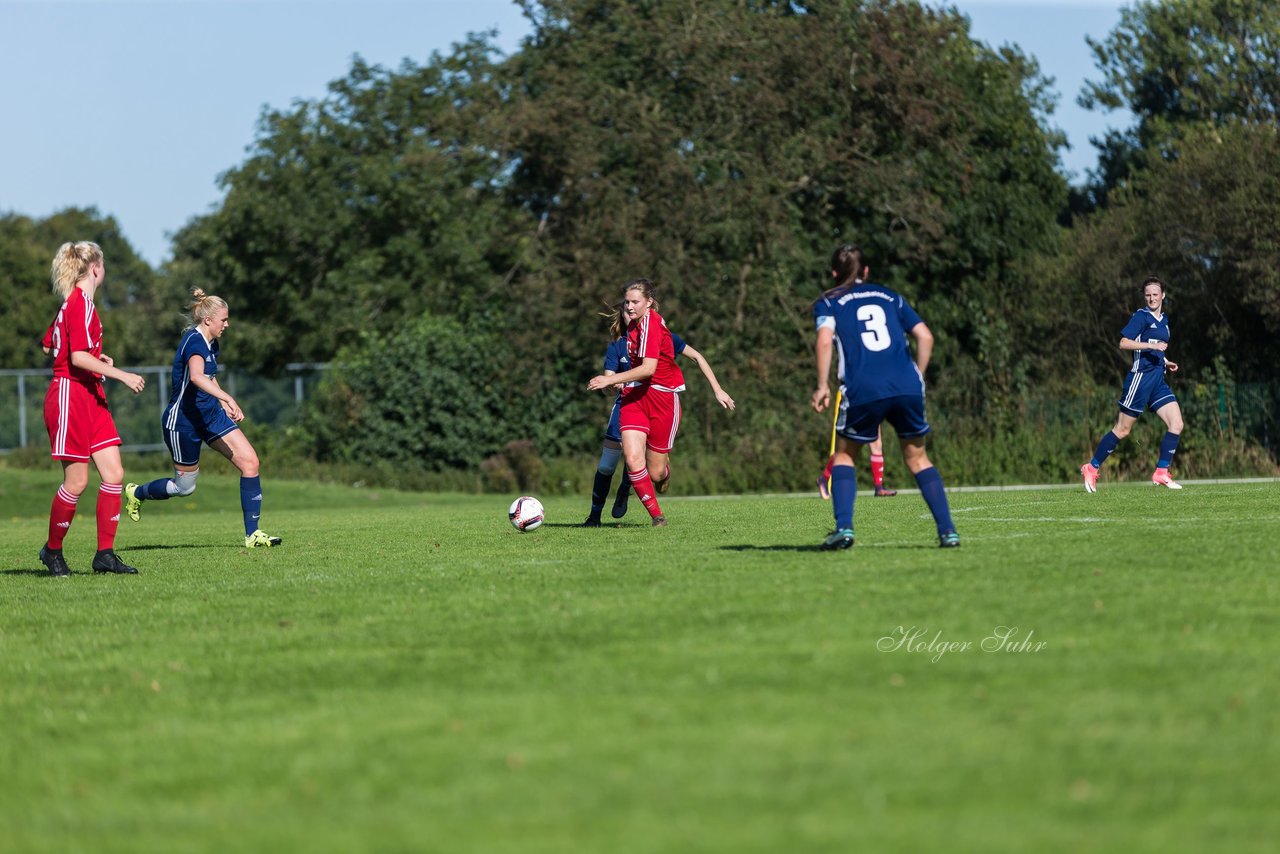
[898,296,923,332]
[813,298,834,330]
[1120,311,1145,340]
[670,332,686,357]
[603,339,624,372]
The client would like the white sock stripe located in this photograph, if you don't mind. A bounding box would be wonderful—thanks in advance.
[628,468,650,482]
[99,483,123,494]
[56,486,80,504]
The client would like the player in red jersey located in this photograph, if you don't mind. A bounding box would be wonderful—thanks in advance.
[38,241,147,577]
[586,278,685,526]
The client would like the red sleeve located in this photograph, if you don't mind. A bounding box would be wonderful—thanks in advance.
[41,320,54,349]
[63,291,92,354]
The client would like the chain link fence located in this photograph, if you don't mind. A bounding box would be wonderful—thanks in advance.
[0,364,329,453]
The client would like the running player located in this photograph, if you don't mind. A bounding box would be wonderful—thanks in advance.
[1080,276,1184,491]
[580,311,734,526]
[811,244,959,549]
[39,241,147,576]
[124,289,282,548]
[586,278,685,526]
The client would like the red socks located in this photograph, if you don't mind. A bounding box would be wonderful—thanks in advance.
[97,483,122,551]
[46,483,123,551]
[870,453,885,487]
[47,486,79,549]
[627,468,663,519]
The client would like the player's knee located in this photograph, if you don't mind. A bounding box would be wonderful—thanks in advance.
[236,449,260,477]
[598,446,622,475]
[1112,423,1132,439]
[167,469,199,497]
[1167,416,1184,434]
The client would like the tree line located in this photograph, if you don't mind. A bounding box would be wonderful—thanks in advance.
[3,0,1277,487]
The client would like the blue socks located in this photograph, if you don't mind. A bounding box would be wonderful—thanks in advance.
[240,476,263,536]
[138,478,173,501]
[1158,431,1180,469]
[1091,431,1120,469]
[589,447,622,517]
[914,466,955,535]
[831,465,856,531]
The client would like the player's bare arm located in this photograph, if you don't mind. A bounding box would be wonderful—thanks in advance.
[909,322,934,376]
[588,357,657,391]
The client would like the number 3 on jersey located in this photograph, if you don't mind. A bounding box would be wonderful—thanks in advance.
[857,304,891,351]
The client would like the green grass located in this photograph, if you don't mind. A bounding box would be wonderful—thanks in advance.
[1,466,1278,852]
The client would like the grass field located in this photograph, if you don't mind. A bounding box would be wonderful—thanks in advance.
[2,465,1278,852]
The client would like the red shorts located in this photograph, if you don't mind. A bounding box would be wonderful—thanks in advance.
[44,377,121,461]
[619,386,681,454]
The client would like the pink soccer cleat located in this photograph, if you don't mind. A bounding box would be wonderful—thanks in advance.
[1080,463,1099,493]
[1151,468,1183,490]
[1080,460,1100,494]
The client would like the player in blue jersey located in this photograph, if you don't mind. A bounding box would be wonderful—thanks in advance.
[123,288,283,547]
[579,304,734,527]
[1081,276,1184,491]
[811,244,958,549]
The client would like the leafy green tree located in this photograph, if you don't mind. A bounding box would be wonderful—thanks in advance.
[0,208,166,369]
[1080,0,1280,205]
[167,42,536,375]
[301,315,582,469]
[1040,123,1280,384]
[167,0,1070,483]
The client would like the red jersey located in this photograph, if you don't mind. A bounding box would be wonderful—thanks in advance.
[624,308,686,394]
[48,286,105,387]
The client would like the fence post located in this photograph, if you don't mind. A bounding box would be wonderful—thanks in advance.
[1218,382,1228,433]
[18,372,27,448]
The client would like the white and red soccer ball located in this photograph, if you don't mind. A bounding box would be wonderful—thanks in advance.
[508,496,545,532]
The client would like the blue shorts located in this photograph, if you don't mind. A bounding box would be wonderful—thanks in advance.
[603,398,623,443]
[1117,370,1176,417]
[162,405,239,466]
[836,393,931,443]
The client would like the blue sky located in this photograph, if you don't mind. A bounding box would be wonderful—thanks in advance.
[0,0,1130,267]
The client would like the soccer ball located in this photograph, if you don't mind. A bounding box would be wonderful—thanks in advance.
[508,496,545,532]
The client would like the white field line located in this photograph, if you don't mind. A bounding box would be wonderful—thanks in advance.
[674,477,1280,501]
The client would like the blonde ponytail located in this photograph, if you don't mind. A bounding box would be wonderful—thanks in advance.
[49,241,103,298]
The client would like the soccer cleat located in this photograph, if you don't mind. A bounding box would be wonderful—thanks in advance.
[1151,468,1183,490]
[874,484,898,497]
[816,474,831,500]
[124,482,142,522]
[820,528,855,550]
[245,530,283,548]
[652,515,668,527]
[1080,463,1099,493]
[578,516,602,528]
[655,466,671,495]
[92,549,138,574]
[611,480,630,519]
[39,545,72,577]
[938,531,961,549]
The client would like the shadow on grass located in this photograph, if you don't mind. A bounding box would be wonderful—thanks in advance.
[719,544,826,552]
[122,543,242,551]
[719,543,940,552]
[540,522,646,529]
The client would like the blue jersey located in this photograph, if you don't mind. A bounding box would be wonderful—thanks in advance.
[814,282,925,407]
[1120,308,1169,373]
[603,332,685,374]
[167,328,222,421]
